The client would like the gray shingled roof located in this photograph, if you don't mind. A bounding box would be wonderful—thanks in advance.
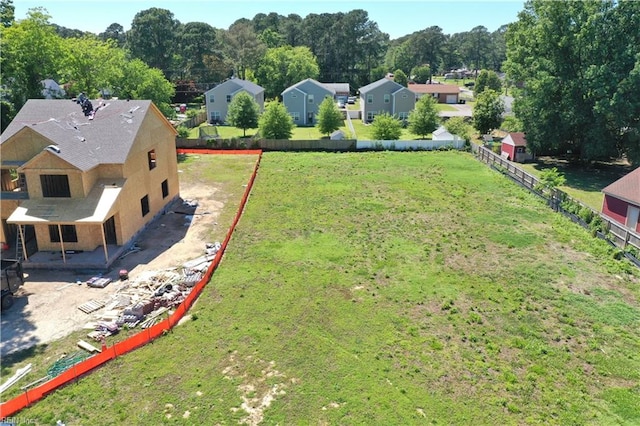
[358,78,404,94]
[1,99,155,171]
[282,78,335,95]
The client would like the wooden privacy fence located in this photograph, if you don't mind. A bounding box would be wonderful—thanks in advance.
[0,150,263,417]
[475,144,640,255]
[176,111,207,129]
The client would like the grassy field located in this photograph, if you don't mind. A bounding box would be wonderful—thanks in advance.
[520,157,633,210]
[15,152,640,424]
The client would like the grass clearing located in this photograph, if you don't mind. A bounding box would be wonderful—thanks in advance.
[14,152,640,424]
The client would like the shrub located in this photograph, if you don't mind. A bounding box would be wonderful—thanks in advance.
[176,125,189,138]
[578,206,594,224]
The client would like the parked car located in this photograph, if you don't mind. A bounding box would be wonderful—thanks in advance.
[347,96,356,104]
[337,99,346,108]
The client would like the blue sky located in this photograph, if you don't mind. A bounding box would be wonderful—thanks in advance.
[14,0,525,39]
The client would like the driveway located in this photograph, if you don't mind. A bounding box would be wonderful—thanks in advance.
[439,104,473,118]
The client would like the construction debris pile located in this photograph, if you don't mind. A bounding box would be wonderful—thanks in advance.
[78,242,220,343]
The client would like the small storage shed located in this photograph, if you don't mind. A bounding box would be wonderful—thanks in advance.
[601,167,640,232]
[501,132,532,162]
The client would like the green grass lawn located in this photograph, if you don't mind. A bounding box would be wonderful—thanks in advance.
[187,122,352,141]
[520,157,633,210]
[16,152,640,424]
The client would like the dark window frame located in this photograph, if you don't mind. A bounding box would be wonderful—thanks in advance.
[141,195,150,217]
[148,150,157,170]
[40,174,71,198]
[48,224,78,243]
[161,179,169,199]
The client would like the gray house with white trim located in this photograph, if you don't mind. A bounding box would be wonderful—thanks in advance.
[282,79,335,126]
[358,78,416,123]
[204,78,264,124]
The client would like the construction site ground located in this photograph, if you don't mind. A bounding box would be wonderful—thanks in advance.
[0,181,222,357]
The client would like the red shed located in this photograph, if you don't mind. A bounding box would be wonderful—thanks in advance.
[500,132,532,162]
[601,167,640,232]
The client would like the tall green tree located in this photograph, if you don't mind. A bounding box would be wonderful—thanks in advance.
[60,36,124,98]
[472,89,504,135]
[0,8,64,108]
[224,20,266,80]
[371,112,402,140]
[226,92,260,136]
[177,22,220,81]
[98,23,125,47]
[116,59,175,116]
[408,95,439,139]
[259,100,294,139]
[474,69,502,97]
[126,8,179,78]
[505,0,640,163]
[0,0,14,28]
[316,97,343,136]
[255,46,319,99]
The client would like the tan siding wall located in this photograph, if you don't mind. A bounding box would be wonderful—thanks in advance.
[117,108,179,245]
[34,223,103,252]
[0,130,50,162]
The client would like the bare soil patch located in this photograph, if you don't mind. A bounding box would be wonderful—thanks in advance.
[1,181,221,356]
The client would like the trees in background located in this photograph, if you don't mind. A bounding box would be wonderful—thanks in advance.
[505,0,640,164]
[226,92,260,136]
[472,89,504,135]
[408,95,439,139]
[255,46,319,99]
[127,8,179,79]
[474,69,502,97]
[411,65,431,84]
[393,69,408,86]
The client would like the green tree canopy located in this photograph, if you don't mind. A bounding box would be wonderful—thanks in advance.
[1,0,15,28]
[393,69,408,86]
[316,97,343,136]
[411,64,431,84]
[472,89,504,135]
[474,69,502,97]
[226,92,260,136]
[371,112,402,140]
[443,116,473,143]
[259,100,294,139]
[408,95,439,138]
[255,46,319,99]
[126,8,179,79]
[0,8,64,107]
[116,59,175,116]
[223,20,266,80]
[504,0,640,164]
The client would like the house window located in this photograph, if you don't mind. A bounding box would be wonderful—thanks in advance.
[209,95,215,103]
[40,174,70,198]
[49,224,78,243]
[384,94,390,104]
[147,150,156,170]
[226,95,232,103]
[367,94,373,104]
[210,111,221,123]
[367,111,376,122]
[161,179,169,198]
[308,94,314,103]
[290,112,300,121]
[398,112,409,120]
[141,195,150,217]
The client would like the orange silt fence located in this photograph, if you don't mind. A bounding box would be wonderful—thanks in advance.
[0,150,262,417]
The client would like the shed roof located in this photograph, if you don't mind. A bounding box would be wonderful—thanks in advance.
[602,167,640,206]
[407,83,460,94]
[502,132,527,147]
[1,99,168,171]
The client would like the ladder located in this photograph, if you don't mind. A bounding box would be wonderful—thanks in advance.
[15,228,24,260]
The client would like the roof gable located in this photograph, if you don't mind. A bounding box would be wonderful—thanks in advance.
[602,167,640,205]
[407,83,460,94]
[206,78,264,96]
[282,78,334,96]
[358,78,404,94]
[503,132,527,147]
[1,99,163,171]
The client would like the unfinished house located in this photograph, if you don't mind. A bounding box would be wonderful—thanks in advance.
[0,97,180,268]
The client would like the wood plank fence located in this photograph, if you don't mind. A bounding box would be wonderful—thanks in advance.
[474,144,640,257]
